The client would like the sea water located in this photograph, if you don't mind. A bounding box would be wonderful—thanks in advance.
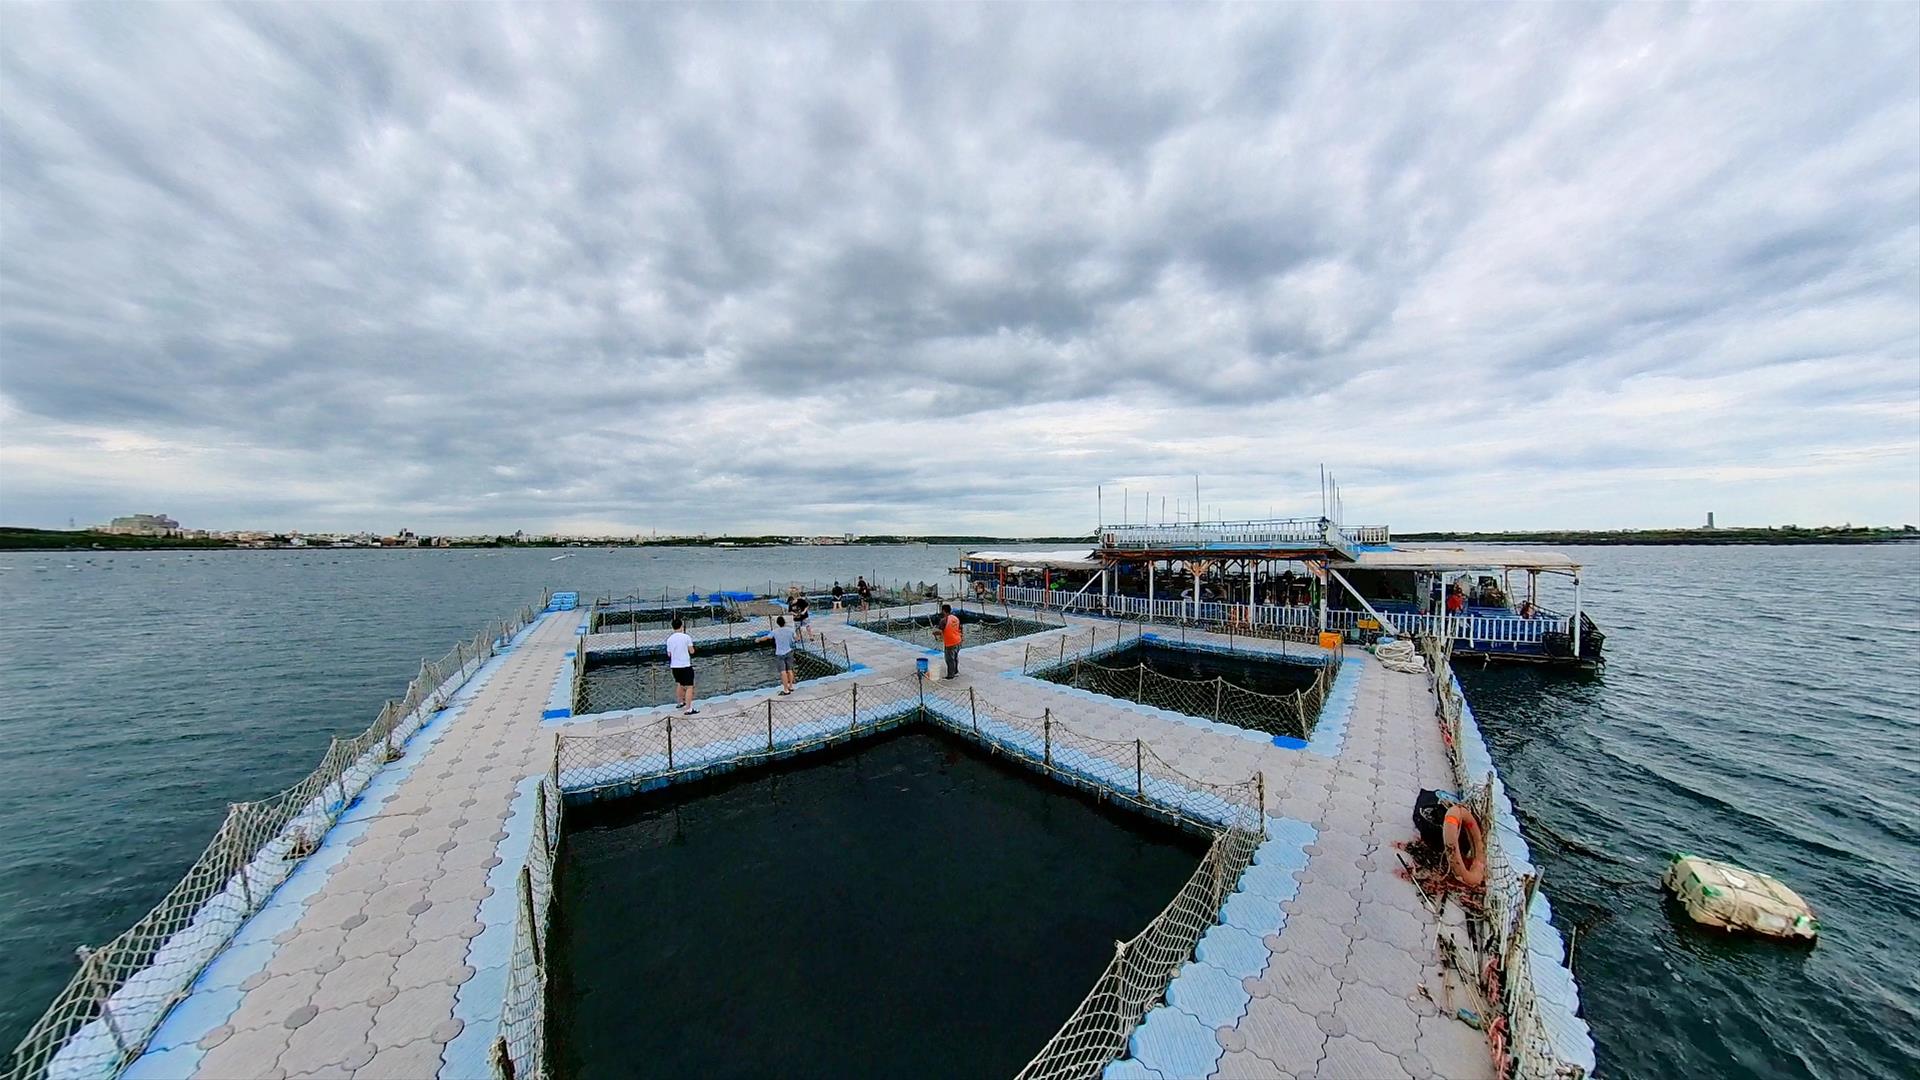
[1,542,1914,1078]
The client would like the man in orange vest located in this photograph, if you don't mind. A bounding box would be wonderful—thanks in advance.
[937,602,963,679]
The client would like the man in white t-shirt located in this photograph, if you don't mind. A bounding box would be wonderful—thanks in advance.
[770,615,797,695]
[665,615,697,714]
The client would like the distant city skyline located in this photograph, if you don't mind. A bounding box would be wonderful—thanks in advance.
[2,5,1916,536]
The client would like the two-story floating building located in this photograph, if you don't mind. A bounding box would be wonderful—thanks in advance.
[958,517,1604,667]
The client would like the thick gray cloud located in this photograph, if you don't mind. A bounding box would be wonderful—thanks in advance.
[1,2,1915,535]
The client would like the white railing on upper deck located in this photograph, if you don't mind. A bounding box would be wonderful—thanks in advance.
[1097,518,1388,552]
[1100,517,1335,550]
[1325,609,1568,646]
[995,585,1569,648]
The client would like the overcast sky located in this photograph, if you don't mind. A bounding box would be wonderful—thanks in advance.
[1,3,1916,536]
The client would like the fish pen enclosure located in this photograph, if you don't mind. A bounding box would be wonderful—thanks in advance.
[853,607,1061,650]
[573,637,847,715]
[1026,638,1338,741]
[508,679,1269,1080]
[547,727,1208,1080]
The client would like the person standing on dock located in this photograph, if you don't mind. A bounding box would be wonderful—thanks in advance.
[856,576,872,612]
[831,581,845,609]
[667,615,698,714]
[791,592,811,642]
[771,615,797,695]
[937,602,962,679]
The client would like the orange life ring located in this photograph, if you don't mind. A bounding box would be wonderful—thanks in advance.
[1443,806,1488,889]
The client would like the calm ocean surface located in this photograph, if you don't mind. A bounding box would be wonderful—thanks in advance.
[1,543,1915,1077]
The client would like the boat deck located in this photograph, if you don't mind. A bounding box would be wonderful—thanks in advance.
[124,599,1573,1079]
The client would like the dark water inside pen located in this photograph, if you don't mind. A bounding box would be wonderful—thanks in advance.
[0,542,1914,1078]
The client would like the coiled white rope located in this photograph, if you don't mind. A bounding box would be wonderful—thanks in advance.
[1374,638,1428,673]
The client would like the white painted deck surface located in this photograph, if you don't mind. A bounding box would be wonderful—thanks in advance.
[141,601,1502,1079]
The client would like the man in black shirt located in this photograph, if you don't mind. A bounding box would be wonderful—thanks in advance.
[791,593,811,641]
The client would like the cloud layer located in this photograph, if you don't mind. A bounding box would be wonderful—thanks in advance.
[2,3,1916,534]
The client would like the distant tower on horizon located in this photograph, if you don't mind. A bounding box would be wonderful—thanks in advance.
[1706,511,1716,529]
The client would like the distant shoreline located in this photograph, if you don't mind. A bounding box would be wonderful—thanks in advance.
[1395,528,1916,546]
[0,527,1088,552]
[3,525,1912,552]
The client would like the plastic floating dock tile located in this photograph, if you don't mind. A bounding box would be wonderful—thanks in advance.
[1130,1004,1224,1080]
[1195,924,1270,979]
[1166,960,1253,1028]
[1221,891,1286,937]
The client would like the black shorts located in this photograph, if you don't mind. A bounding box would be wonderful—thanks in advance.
[671,666,695,687]
[795,612,809,625]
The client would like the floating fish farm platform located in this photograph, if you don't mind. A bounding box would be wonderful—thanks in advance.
[15,591,1595,1080]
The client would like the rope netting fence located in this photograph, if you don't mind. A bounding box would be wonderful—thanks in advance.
[530,675,1265,1080]
[1419,636,1587,1080]
[7,594,553,1080]
[851,605,1065,649]
[494,771,561,1080]
[587,600,742,634]
[1024,625,1338,741]
[1020,621,1143,673]
[572,640,850,715]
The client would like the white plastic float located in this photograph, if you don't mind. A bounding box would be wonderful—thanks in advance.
[1663,854,1819,941]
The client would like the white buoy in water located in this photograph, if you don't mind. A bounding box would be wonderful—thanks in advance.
[1662,854,1818,941]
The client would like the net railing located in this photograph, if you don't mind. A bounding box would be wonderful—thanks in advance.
[851,607,1065,649]
[7,598,549,1080]
[571,643,848,715]
[541,676,1266,1080]
[556,677,927,796]
[579,610,772,654]
[1419,636,1587,1080]
[1020,621,1144,674]
[493,774,561,1080]
[587,602,742,634]
[1025,627,1339,741]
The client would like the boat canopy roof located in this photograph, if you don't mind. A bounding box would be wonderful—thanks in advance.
[962,549,1101,571]
[1343,547,1581,573]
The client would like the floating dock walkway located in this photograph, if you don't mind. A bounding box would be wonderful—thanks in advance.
[20,593,1593,1080]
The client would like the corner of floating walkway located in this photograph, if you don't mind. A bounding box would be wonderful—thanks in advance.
[1103,816,1316,1080]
